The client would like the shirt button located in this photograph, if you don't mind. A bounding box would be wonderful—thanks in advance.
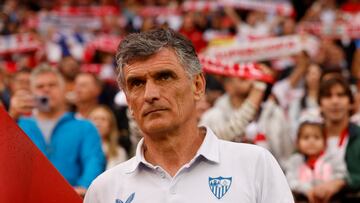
[160,172,166,179]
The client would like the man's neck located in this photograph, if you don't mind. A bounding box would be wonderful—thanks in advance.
[76,100,97,118]
[143,124,206,177]
[325,117,349,137]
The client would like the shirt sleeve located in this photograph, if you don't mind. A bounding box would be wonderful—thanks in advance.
[84,181,101,203]
[76,121,106,188]
[255,148,295,203]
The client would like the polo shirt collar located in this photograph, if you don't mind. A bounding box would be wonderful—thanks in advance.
[125,127,220,173]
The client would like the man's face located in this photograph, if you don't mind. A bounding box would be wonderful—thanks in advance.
[320,84,352,123]
[32,72,65,111]
[123,48,205,136]
[74,74,100,103]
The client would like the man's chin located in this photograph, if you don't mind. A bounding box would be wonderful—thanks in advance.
[141,122,174,136]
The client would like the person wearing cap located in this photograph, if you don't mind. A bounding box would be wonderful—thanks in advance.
[84,28,293,203]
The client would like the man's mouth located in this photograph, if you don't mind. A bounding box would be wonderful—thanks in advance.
[143,108,167,116]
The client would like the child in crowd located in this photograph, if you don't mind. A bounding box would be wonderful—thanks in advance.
[285,115,347,203]
[89,105,128,170]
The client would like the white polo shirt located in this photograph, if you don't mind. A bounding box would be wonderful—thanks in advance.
[84,127,294,203]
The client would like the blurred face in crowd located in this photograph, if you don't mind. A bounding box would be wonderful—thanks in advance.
[224,77,252,99]
[320,84,352,123]
[31,72,65,112]
[282,18,295,35]
[59,57,80,81]
[298,123,325,157]
[182,13,195,30]
[246,11,259,26]
[74,73,101,103]
[10,71,30,93]
[89,108,111,138]
[123,48,205,136]
[305,64,321,90]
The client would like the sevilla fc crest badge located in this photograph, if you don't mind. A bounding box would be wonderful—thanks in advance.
[209,176,232,199]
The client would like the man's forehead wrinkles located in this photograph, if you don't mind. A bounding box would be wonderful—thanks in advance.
[125,63,178,76]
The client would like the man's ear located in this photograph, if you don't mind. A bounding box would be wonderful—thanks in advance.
[192,73,206,101]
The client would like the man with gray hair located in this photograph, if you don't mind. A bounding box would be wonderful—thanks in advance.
[85,28,293,203]
[9,64,105,196]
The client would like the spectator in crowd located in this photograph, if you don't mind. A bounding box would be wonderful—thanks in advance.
[272,52,311,112]
[200,67,294,166]
[179,12,207,52]
[224,7,280,40]
[288,63,322,138]
[58,56,81,105]
[89,105,128,170]
[9,64,105,196]
[9,68,31,93]
[84,28,293,203]
[310,76,360,202]
[74,72,102,118]
[286,116,346,203]
[200,75,266,141]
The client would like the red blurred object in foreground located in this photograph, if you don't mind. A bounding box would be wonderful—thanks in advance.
[0,106,82,203]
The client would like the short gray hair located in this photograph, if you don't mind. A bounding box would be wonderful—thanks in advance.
[115,28,202,88]
[30,63,65,89]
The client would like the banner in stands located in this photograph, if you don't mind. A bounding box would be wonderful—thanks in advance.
[0,33,42,55]
[203,35,319,63]
[137,0,294,17]
[199,55,274,83]
[0,107,82,203]
[298,21,360,39]
[83,34,122,62]
[182,0,294,16]
[37,6,121,32]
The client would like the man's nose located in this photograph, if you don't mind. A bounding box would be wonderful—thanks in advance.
[144,80,160,103]
[330,95,340,104]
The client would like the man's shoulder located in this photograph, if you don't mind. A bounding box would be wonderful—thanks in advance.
[218,140,269,159]
[90,157,136,187]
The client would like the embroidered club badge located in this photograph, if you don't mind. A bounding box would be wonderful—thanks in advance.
[209,176,232,199]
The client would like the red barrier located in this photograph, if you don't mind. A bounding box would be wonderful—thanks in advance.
[0,106,82,203]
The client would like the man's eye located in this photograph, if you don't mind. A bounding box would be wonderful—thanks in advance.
[159,73,172,81]
[131,80,144,87]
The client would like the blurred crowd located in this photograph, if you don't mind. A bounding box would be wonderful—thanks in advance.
[1,0,360,202]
